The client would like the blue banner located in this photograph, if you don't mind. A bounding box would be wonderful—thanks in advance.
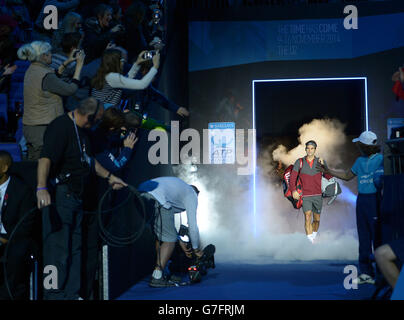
[189,13,404,71]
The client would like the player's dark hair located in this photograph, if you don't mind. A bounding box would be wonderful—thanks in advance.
[305,140,317,149]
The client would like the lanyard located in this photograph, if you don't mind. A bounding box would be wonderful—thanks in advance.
[71,111,85,161]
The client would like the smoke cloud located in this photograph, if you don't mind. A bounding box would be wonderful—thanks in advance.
[272,118,348,168]
[174,118,359,264]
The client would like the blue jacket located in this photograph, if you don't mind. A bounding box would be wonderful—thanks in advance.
[90,128,133,175]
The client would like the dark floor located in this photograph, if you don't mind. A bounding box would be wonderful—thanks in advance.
[117,260,377,300]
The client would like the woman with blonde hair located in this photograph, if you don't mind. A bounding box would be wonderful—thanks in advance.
[90,48,160,108]
[18,40,85,160]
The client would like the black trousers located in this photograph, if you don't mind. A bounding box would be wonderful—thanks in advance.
[356,193,382,277]
[42,184,83,300]
[0,240,32,300]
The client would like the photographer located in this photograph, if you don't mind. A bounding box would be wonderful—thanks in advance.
[81,107,140,299]
[118,1,148,63]
[51,12,83,54]
[37,97,127,300]
[127,59,190,117]
[50,32,82,82]
[18,40,85,160]
[109,3,124,29]
[138,177,203,288]
[90,48,159,107]
[92,107,140,176]
[82,4,125,64]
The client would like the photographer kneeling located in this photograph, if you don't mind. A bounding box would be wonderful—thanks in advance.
[138,177,203,288]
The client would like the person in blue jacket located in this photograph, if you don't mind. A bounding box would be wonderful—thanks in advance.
[81,107,139,299]
[317,131,384,285]
[91,107,139,177]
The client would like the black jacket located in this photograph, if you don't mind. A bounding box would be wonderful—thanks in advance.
[82,17,116,64]
[1,176,36,241]
[0,175,37,299]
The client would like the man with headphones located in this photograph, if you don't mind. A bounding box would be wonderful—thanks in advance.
[36,97,128,300]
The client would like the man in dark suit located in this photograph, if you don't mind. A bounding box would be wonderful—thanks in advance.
[0,150,36,299]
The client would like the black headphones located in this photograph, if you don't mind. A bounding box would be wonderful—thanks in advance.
[88,99,101,125]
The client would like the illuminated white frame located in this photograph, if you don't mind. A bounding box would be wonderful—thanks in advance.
[251,77,368,236]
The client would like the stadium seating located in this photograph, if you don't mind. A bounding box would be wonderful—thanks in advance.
[9,60,29,112]
[0,93,7,125]
[0,143,22,161]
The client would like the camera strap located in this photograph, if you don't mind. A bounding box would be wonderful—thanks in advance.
[72,111,83,156]
[71,111,91,166]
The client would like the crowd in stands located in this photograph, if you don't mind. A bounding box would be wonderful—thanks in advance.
[0,0,190,300]
[0,0,402,302]
[0,0,182,151]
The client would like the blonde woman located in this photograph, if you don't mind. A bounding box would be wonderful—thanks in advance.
[18,41,85,160]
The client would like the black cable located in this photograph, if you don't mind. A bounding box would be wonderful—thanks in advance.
[97,185,147,247]
[2,184,146,299]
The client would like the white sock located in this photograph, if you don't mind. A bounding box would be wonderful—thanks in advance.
[152,269,163,279]
[312,232,318,239]
[307,234,314,241]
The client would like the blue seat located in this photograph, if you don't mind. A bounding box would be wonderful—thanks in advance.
[10,81,24,93]
[8,83,24,112]
[10,61,29,83]
[10,72,25,82]
[14,60,30,69]
[11,60,31,77]
[0,94,8,125]
[0,143,22,162]
[0,143,22,161]
[9,82,24,96]
[15,118,23,141]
